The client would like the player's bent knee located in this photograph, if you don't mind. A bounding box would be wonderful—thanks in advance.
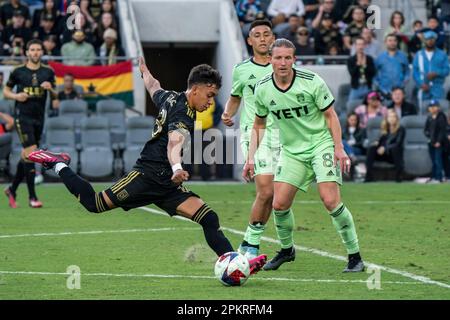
[256,189,273,204]
[322,197,340,211]
[272,200,290,212]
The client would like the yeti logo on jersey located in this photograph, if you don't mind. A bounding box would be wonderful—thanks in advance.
[248,84,256,94]
[271,106,309,120]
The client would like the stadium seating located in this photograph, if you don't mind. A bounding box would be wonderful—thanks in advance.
[79,116,114,178]
[96,99,126,150]
[401,115,432,176]
[0,100,12,115]
[41,117,79,178]
[59,99,89,127]
[346,99,363,114]
[123,116,155,173]
[335,84,351,114]
[8,131,23,176]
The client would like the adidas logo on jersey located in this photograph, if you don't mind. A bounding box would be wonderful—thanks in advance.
[327,170,334,177]
[248,74,256,80]
[270,100,277,106]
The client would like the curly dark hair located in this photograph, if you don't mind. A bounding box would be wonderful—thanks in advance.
[187,64,222,89]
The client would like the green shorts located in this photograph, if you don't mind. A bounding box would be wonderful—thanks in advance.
[241,125,280,176]
[274,144,342,192]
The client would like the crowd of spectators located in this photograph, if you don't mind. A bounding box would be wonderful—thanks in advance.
[234,0,449,60]
[0,0,124,66]
[234,0,450,183]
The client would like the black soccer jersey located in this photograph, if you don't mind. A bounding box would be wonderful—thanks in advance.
[134,89,196,173]
[6,64,56,119]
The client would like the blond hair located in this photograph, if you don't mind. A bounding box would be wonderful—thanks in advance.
[381,109,400,135]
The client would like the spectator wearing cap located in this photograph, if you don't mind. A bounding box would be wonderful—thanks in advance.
[424,100,449,183]
[311,0,339,29]
[350,27,382,59]
[294,26,315,56]
[267,0,305,27]
[347,37,376,102]
[354,91,388,129]
[412,30,450,102]
[61,30,96,66]
[274,14,305,43]
[313,12,342,54]
[235,0,263,25]
[34,13,58,43]
[343,6,366,52]
[32,0,61,30]
[2,10,32,46]
[423,16,446,50]
[374,33,409,97]
[97,28,124,65]
[388,87,417,119]
[0,0,31,29]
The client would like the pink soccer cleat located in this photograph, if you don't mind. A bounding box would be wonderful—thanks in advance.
[28,150,71,169]
[248,254,267,275]
[29,198,43,208]
[4,187,17,208]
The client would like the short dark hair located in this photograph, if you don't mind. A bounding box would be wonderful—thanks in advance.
[249,19,272,33]
[391,86,404,93]
[64,73,75,79]
[26,39,43,50]
[385,33,398,41]
[187,64,222,89]
[269,38,296,56]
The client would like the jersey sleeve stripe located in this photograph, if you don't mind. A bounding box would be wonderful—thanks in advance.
[320,99,335,112]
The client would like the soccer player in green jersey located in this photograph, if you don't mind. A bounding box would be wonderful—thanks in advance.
[222,20,295,268]
[244,38,364,272]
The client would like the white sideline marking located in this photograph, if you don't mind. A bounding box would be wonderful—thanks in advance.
[139,206,450,290]
[0,227,200,239]
[0,270,429,285]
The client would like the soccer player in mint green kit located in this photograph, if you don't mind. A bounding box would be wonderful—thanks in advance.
[222,20,296,269]
[244,38,364,272]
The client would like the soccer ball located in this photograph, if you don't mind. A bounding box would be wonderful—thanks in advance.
[214,251,250,286]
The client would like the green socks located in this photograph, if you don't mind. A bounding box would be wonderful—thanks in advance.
[273,209,295,249]
[245,222,266,246]
[330,203,360,254]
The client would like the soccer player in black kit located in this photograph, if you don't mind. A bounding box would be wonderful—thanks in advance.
[29,57,267,273]
[4,39,56,208]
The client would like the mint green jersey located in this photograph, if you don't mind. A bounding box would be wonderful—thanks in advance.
[254,68,335,158]
[230,58,273,131]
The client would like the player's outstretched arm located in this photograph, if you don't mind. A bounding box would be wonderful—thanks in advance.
[323,106,351,174]
[138,56,162,99]
[222,96,241,127]
[167,129,190,185]
[242,116,266,182]
[3,86,28,102]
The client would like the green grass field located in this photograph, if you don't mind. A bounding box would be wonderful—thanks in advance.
[0,182,449,300]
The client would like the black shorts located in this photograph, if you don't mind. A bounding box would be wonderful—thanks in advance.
[14,117,44,148]
[104,169,199,215]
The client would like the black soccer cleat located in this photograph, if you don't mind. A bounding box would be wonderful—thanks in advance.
[28,149,71,170]
[343,253,365,273]
[263,247,296,271]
